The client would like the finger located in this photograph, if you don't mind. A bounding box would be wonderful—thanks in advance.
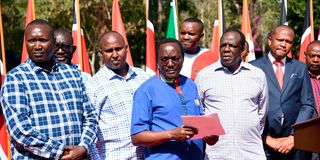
[61,154,72,160]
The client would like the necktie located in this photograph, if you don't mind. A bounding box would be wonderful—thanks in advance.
[274,60,284,89]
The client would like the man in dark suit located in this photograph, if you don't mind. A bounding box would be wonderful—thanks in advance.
[250,25,315,160]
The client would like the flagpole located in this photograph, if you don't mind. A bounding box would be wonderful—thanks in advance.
[0,3,7,74]
[75,0,83,71]
[310,0,314,41]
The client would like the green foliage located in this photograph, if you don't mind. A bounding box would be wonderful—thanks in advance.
[1,0,320,73]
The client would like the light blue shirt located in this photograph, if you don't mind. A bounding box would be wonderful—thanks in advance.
[86,65,149,160]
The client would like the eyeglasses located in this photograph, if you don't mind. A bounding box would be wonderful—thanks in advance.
[55,43,73,51]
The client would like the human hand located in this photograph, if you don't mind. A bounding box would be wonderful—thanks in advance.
[169,125,198,141]
[203,135,219,146]
[61,146,87,160]
[265,135,281,150]
[275,135,294,154]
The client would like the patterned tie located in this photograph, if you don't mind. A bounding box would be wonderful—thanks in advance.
[274,60,284,89]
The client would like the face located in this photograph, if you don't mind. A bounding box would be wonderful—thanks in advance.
[179,22,203,53]
[268,26,294,60]
[54,32,75,64]
[158,42,183,80]
[219,31,243,72]
[25,24,55,64]
[306,42,320,75]
[99,33,127,73]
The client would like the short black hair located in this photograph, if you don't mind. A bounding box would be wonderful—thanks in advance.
[25,19,54,39]
[221,28,246,49]
[182,17,204,33]
[54,28,73,44]
[156,38,184,59]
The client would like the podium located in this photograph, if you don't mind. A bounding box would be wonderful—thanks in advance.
[292,117,320,153]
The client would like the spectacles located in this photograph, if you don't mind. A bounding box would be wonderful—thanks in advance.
[55,43,73,51]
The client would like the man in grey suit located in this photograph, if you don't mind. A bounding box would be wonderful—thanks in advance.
[250,25,315,160]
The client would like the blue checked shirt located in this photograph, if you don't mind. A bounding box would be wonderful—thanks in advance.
[0,59,98,160]
[86,65,149,160]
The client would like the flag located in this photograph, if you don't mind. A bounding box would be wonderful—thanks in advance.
[0,4,10,160]
[210,0,225,59]
[71,0,91,75]
[21,0,35,63]
[166,0,179,39]
[112,0,134,66]
[241,0,255,62]
[299,0,314,63]
[280,0,288,25]
[189,0,223,80]
[145,0,157,76]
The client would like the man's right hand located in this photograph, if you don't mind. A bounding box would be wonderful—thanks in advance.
[169,125,198,141]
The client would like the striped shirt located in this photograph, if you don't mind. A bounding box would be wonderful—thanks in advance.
[87,65,149,160]
[0,59,98,160]
[309,72,320,115]
[195,61,268,160]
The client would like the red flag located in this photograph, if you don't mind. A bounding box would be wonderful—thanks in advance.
[21,0,35,63]
[112,0,133,66]
[145,0,156,76]
[71,0,91,75]
[210,0,224,59]
[0,4,10,159]
[299,0,314,63]
[241,0,255,62]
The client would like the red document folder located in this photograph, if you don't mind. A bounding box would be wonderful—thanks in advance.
[181,113,225,139]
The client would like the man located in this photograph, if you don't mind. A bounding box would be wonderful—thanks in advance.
[195,29,268,159]
[54,28,91,83]
[86,31,149,159]
[305,40,320,115]
[0,19,97,159]
[250,25,315,160]
[131,38,218,160]
[179,18,216,79]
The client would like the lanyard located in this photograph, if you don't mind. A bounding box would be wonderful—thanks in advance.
[173,76,188,115]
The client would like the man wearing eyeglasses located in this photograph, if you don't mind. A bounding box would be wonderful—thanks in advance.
[54,28,91,83]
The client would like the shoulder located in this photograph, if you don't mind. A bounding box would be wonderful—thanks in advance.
[131,66,150,79]
[196,62,219,77]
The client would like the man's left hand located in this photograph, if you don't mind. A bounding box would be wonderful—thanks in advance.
[61,146,87,160]
[275,135,294,154]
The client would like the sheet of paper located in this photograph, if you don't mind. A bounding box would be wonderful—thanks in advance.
[181,113,225,140]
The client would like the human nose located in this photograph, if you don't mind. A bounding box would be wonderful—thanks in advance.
[34,41,42,50]
[111,49,119,58]
[167,59,174,67]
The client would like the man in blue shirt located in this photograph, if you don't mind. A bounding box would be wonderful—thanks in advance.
[131,38,218,160]
[0,19,98,159]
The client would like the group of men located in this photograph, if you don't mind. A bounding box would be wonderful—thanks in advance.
[0,17,319,160]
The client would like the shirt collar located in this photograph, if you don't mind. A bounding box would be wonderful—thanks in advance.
[27,58,59,73]
[214,61,250,74]
[103,64,136,80]
[268,52,286,64]
[309,71,320,80]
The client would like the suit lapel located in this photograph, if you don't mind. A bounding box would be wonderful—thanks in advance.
[263,55,281,91]
[282,58,294,93]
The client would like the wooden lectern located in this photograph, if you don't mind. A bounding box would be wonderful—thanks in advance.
[292,117,320,153]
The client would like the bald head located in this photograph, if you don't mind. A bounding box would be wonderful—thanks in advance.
[269,25,294,39]
[99,31,125,49]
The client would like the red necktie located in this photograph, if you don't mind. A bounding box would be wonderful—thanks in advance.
[274,60,284,89]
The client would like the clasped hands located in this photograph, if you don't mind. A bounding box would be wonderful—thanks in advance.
[265,135,294,154]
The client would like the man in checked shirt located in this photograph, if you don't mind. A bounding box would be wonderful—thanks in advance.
[86,31,149,159]
[0,19,98,159]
